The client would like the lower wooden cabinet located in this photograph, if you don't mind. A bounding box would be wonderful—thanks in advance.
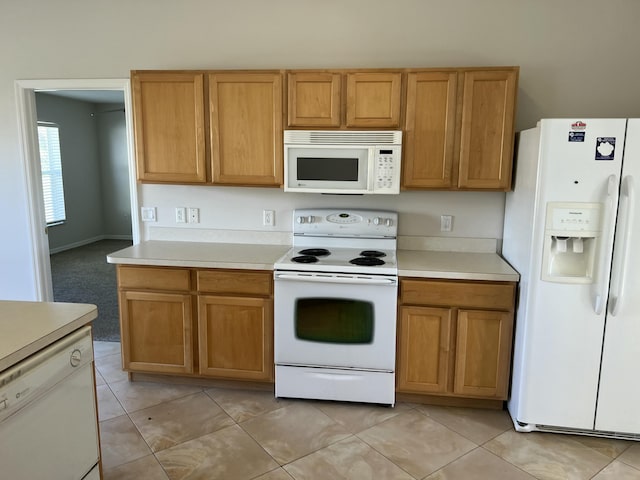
[116,265,273,383]
[117,265,513,398]
[198,295,273,380]
[397,306,452,394]
[397,278,515,400]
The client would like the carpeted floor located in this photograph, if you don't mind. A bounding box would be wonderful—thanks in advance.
[50,239,131,342]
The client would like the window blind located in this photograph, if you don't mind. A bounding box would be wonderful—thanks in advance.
[37,123,66,225]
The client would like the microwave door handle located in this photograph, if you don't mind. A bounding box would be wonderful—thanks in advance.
[368,147,376,191]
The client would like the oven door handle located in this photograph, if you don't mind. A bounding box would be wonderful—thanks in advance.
[274,273,397,286]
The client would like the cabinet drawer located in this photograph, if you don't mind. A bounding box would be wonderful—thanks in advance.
[400,279,514,311]
[118,266,191,292]
[197,270,272,296]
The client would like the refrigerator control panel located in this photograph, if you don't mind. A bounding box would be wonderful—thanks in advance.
[547,203,601,233]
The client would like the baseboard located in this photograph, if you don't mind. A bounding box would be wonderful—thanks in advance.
[395,392,505,410]
[49,234,132,254]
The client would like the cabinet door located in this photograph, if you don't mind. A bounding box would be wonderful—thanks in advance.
[403,71,458,188]
[119,290,193,374]
[288,72,341,127]
[209,73,283,186]
[346,72,402,127]
[454,309,513,398]
[457,69,517,190]
[132,72,207,183]
[198,295,273,381]
[397,306,453,393]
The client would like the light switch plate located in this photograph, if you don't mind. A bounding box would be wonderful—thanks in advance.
[175,207,186,223]
[141,207,156,222]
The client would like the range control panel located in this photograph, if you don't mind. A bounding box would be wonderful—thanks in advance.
[293,208,398,238]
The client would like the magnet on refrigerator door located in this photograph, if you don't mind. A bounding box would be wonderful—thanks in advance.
[595,137,616,160]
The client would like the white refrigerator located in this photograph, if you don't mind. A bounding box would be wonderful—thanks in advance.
[503,118,640,439]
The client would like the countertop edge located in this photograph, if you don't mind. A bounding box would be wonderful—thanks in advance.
[0,308,97,372]
[107,256,277,271]
[398,269,519,282]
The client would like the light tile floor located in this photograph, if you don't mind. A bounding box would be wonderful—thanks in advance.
[93,341,640,480]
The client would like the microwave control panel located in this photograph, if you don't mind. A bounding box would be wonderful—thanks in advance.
[373,146,401,193]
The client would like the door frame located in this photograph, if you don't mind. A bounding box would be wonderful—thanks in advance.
[15,78,139,301]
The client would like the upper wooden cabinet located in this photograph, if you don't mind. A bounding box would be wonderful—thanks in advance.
[403,71,458,188]
[132,66,517,190]
[132,72,207,183]
[287,71,402,128]
[209,73,283,186]
[132,70,283,187]
[458,69,517,190]
[403,67,518,191]
[287,72,341,127]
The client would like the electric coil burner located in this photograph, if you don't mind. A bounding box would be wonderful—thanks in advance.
[349,256,386,266]
[298,248,330,257]
[274,208,398,406]
[291,255,319,263]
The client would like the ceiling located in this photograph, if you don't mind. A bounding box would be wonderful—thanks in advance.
[36,89,124,105]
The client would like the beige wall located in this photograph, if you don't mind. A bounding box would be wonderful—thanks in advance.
[2,0,640,299]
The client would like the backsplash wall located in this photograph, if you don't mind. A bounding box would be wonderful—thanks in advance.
[139,184,505,242]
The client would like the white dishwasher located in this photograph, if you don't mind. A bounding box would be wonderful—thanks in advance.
[0,325,100,479]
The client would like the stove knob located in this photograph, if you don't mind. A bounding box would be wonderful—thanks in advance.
[373,217,382,225]
[297,215,315,224]
[385,218,393,227]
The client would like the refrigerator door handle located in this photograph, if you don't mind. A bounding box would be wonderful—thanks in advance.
[593,174,619,314]
[609,175,635,316]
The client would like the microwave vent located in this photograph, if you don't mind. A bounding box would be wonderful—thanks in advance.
[284,130,402,145]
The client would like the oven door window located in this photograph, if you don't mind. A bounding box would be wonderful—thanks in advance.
[295,298,374,344]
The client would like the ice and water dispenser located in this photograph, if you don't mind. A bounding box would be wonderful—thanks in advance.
[541,202,601,283]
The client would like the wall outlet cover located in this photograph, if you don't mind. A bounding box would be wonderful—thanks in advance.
[263,209,275,226]
[188,207,199,224]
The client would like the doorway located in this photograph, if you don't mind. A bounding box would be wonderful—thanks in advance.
[15,79,139,304]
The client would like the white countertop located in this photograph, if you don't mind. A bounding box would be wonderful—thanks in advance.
[106,240,519,282]
[398,250,519,282]
[107,241,291,270]
[0,301,97,372]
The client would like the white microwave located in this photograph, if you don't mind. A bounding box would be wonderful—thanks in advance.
[284,130,402,194]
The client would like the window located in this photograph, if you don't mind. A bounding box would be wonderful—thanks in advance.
[37,122,66,225]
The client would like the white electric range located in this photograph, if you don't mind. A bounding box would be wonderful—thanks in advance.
[274,208,398,406]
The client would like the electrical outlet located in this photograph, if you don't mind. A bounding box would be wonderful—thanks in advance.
[141,207,156,222]
[188,207,199,224]
[263,210,275,226]
[440,215,453,232]
[175,207,186,223]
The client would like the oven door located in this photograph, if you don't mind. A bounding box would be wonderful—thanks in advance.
[274,271,397,371]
